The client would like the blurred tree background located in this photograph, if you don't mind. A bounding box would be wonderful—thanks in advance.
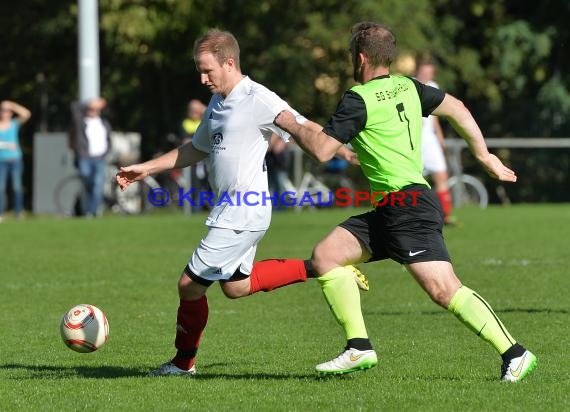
[0,0,568,203]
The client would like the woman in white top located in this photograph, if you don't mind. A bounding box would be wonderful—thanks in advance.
[416,58,454,224]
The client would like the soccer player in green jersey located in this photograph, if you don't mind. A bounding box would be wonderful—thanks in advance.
[275,21,536,382]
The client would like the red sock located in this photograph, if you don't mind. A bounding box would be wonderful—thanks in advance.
[172,296,208,370]
[249,259,307,294]
[437,189,453,220]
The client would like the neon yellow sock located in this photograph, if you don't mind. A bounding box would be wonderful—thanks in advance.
[448,286,515,354]
[318,267,368,339]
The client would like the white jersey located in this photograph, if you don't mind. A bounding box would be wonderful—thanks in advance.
[192,76,304,230]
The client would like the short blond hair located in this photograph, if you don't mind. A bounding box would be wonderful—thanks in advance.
[193,29,241,70]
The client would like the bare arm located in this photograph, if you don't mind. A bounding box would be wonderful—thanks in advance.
[275,113,343,163]
[301,119,358,163]
[432,94,516,182]
[116,142,208,190]
[3,101,31,124]
[334,145,359,166]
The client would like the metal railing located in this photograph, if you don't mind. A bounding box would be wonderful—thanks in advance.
[446,138,570,207]
[289,137,570,208]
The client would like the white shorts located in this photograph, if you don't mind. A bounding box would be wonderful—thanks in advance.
[187,227,266,284]
[422,132,447,174]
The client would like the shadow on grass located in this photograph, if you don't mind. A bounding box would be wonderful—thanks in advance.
[192,372,318,381]
[1,363,317,381]
[366,308,568,316]
[189,363,316,380]
[1,363,147,379]
[499,308,568,314]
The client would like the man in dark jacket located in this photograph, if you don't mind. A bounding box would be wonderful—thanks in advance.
[69,97,112,217]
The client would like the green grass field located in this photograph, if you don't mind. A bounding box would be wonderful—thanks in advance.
[1,205,569,411]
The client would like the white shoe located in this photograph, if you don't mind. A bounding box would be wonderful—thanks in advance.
[501,350,537,382]
[316,348,378,375]
[347,265,370,292]
[148,361,196,377]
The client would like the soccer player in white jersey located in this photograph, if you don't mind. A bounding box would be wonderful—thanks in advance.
[116,29,366,376]
[415,58,454,224]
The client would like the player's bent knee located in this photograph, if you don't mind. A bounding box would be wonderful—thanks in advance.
[221,290,242,299]
[220,283,249,299]
[178,274,191,291]
[178,267,211,300]
[311,246,351,275]
[220,288,245,299]
[428,291,449,308]
[427,286,458,308]
[310,249,329,275]
[311,243,338,274]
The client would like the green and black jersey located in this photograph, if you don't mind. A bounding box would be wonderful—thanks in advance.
[323,75,445,198]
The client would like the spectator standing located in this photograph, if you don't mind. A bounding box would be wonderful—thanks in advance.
[415,57,455,224]
[69,97,112,217]
[265,135,291,210]
[180,99,207,143]
[180,99,209,211]
[0,100,31,222]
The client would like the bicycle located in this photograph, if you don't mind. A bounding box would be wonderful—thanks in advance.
[280,167,357,209]
[53,163,156,216]
[447,173,489,208]
[445,142,489,209]
[281,171,333,207]
[151,168,193,210]
[287,168,488,209]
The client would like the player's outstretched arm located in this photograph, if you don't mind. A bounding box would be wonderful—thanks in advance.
[116,142,208,191]
[274,111,342,163]
[433,94,517,182]
[116,163,150,190]
[300,118,359,165]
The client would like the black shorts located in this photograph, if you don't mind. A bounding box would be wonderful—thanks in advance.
[339,185,450,265]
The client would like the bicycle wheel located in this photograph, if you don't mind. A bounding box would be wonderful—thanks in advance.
[448,174,489,209]
[114,175,163,214]
[158,175,183,209]
[113,181,151,214]
[54,175,86,216]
